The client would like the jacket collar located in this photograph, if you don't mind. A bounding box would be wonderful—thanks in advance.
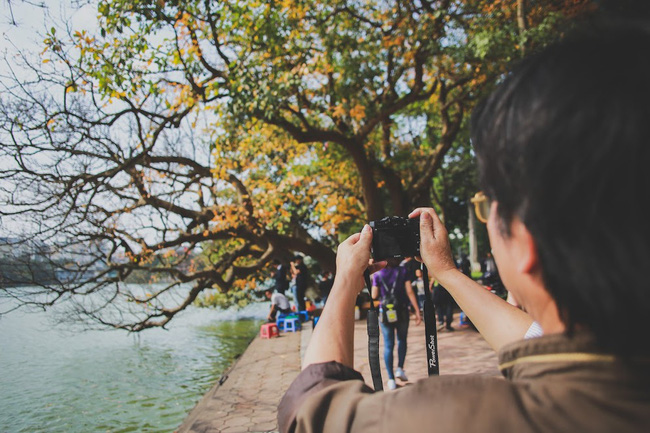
[497,332,618,378]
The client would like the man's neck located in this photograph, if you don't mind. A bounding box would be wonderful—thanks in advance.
[526,294,565,335]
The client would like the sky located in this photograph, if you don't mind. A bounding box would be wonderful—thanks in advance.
[0,1,98,238]
[0,1,215,245]
[1,1,98,62]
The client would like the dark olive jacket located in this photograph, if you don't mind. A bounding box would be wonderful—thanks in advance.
[279,333,650,433]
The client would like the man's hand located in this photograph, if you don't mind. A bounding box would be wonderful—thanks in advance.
[301,225,386,370]
[335,225,386,294]
[409,208,457,282]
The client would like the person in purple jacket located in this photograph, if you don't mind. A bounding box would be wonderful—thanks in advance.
[371,258,421,390]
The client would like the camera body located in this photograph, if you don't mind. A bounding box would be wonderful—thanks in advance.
[370,216,420,261]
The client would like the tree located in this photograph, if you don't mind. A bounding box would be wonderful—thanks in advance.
[0,0,595,330]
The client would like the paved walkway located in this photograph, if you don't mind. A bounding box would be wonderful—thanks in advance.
[177,314,499,433]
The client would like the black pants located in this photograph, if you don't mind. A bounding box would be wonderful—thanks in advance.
[436,302,453,328]
[274,282,289,295]
[270,306,291,321]
[296,285,306,311]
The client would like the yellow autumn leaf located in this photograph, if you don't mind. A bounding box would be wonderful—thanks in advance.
[332,104,346,118]
[350,104,366,121]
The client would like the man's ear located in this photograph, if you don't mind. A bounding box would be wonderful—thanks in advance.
[509,217,540,276]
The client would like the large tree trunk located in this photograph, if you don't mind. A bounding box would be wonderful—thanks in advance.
[349,144,383,221]
[409,186,434,209]
[378,165,409,217]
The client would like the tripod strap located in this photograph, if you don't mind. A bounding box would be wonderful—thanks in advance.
[422,264,440,376]
[364,269,383,391]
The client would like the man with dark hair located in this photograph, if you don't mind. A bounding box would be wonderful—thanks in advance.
[469,28,650,356]
[278,27,650,432]
[266,289,291,322]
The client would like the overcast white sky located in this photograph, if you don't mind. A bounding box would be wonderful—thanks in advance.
[1,1,98,62]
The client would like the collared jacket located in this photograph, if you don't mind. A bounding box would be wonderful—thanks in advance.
[278,333,650,432]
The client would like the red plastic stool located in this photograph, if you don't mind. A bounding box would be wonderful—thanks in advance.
[260,322,279,339]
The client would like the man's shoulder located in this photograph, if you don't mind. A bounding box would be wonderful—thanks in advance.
[271,292,287,301]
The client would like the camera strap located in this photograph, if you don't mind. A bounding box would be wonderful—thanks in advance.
[365,264,438,392]
[364,269,383,391]
[421,264,439,376]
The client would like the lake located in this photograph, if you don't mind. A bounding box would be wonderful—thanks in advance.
[0,291,267,433]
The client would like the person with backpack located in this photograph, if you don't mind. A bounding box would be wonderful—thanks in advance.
[371,258,421,390]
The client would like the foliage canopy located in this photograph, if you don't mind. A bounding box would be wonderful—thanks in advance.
[0,0,594,330]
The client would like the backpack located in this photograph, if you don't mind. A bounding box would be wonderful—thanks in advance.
[377,272,402,324]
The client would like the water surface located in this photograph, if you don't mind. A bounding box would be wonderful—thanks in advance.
[0,292,267,433]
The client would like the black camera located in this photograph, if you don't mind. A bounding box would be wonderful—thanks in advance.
[369,216,420,261]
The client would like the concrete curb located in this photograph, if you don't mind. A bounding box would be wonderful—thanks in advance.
[177,325,303,433]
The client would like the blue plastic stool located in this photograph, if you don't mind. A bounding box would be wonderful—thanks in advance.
[459,311,469,326]
[276,315,290,331]
[313,316,320,327]
[297,310,309,322]
[276,313,298,331]
[283,317,301,332]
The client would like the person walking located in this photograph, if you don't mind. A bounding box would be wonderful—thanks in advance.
[371,258,421,390]
[412,268,426,312]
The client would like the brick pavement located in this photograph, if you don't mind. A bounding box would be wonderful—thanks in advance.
[177,314,499,433]
[353,315,500,387]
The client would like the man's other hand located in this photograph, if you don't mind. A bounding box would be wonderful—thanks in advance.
[409,208,457,282]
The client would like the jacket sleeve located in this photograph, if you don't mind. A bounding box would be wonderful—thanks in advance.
[278,361,373,433]
[278,361,533,433]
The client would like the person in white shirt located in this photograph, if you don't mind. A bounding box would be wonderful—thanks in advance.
[266,289,291,322]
